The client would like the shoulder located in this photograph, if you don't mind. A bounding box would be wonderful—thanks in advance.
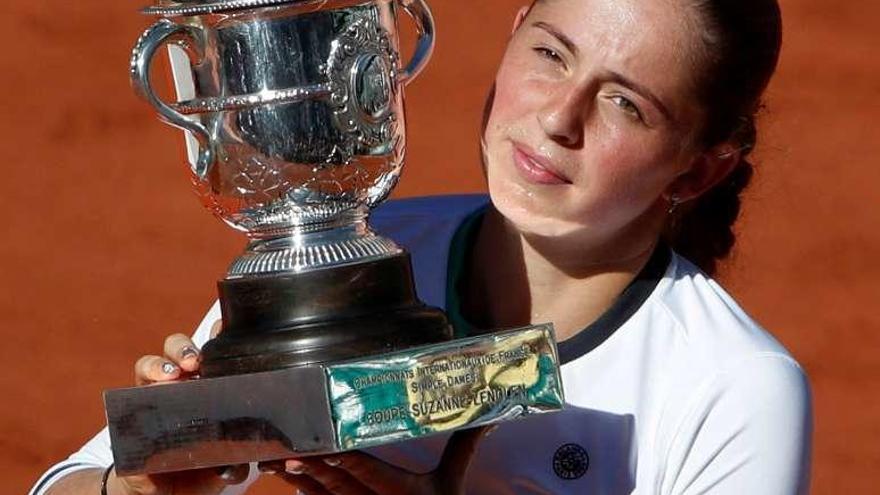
[647,254,812,492]
[374,194,489,217]
[639,251,812,438]
[655,252,795,366]
[371,194,489,233]
[635,254,813,492]
[370,194,489,308]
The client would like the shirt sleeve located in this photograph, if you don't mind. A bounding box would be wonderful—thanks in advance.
[659,353,813,495]
[29,302,224,495]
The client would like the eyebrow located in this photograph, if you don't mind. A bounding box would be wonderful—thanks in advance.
[532,21,579,57]
[532,21,673,123]
[606,71,673,122]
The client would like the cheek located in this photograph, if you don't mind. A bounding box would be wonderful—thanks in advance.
[487,87,518,131]
[486,50,549,133]
[573,134,682,218]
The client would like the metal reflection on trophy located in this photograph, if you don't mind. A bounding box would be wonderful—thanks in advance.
[130,0,451,374]
[105,0,564,475]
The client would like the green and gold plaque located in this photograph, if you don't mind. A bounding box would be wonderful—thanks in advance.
[328,325,565,449]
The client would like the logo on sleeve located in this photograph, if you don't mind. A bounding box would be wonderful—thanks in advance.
[552,443,590,480]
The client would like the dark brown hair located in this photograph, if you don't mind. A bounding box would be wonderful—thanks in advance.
[666,0,783,275]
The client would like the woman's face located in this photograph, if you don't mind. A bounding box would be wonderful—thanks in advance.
[484,0,711,246]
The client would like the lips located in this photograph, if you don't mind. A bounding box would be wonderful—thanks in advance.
[511,142,572,185]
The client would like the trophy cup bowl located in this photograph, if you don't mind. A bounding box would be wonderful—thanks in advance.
[131,0,451,376]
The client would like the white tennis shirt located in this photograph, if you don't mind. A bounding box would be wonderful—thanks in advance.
[31,195,812,494]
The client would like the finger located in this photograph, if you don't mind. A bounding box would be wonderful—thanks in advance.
[114,472,168,495]
[319,451,417,492]
[286,459,375,495]
[210,319,223,338]
[258,460,286,475]
[216,463,251,485]
[162,466,237,493]
[134,355,181,386]
[437,426,493,483]
[274,471,333,495]
[163,333,201,372]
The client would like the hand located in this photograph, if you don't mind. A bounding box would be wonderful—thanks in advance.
[267,425,493,495]
[110,321,250,495]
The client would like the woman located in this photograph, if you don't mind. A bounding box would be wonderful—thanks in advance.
[32,0,812,493]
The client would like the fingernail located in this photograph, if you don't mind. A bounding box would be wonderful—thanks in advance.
[210,320,223,338]
[216,465,236,481]
[323,457,341,467]
[162,362,178,375]
[180,346,199,361]
[285,460,307,475]
[258,462,281,475]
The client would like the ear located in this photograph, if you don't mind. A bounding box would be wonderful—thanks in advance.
[512,5,532,34]
[665,143,742,203]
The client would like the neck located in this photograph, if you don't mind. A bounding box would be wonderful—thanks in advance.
[462,206,660,341]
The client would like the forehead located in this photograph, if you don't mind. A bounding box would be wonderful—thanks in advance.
[529,0,705,92]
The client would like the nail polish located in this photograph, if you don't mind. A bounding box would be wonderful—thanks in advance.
[285,461,307,475]
[180,346,199,360]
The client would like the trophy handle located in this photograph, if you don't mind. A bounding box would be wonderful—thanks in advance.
[131,20,214,180]
[398,0,436,85]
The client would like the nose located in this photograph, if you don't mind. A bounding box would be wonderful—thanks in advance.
[537,84,591,147]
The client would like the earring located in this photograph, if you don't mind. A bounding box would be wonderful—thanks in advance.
[717,144,753,159]
[667,194,681,215]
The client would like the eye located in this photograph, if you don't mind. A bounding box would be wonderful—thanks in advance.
[533,46,564,65]
[610,95,643,121]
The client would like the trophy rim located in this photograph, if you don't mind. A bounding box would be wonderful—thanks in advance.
[142,0,314,17]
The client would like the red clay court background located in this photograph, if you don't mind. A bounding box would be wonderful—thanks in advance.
[2,1,877,493]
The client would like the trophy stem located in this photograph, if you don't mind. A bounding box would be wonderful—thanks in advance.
[228,212,404,278]
[200,252,453,377]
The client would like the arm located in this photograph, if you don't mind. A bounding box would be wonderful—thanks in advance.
[44,469,106,495]
[29,303,225,495]
[30,416,115,495]
[660,354,813,495]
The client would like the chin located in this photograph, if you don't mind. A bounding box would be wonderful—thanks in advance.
[488,180,588,239]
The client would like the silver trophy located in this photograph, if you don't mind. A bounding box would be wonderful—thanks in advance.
[132,0,431,241]
[105,0,564,475]
[131,0,451,375]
